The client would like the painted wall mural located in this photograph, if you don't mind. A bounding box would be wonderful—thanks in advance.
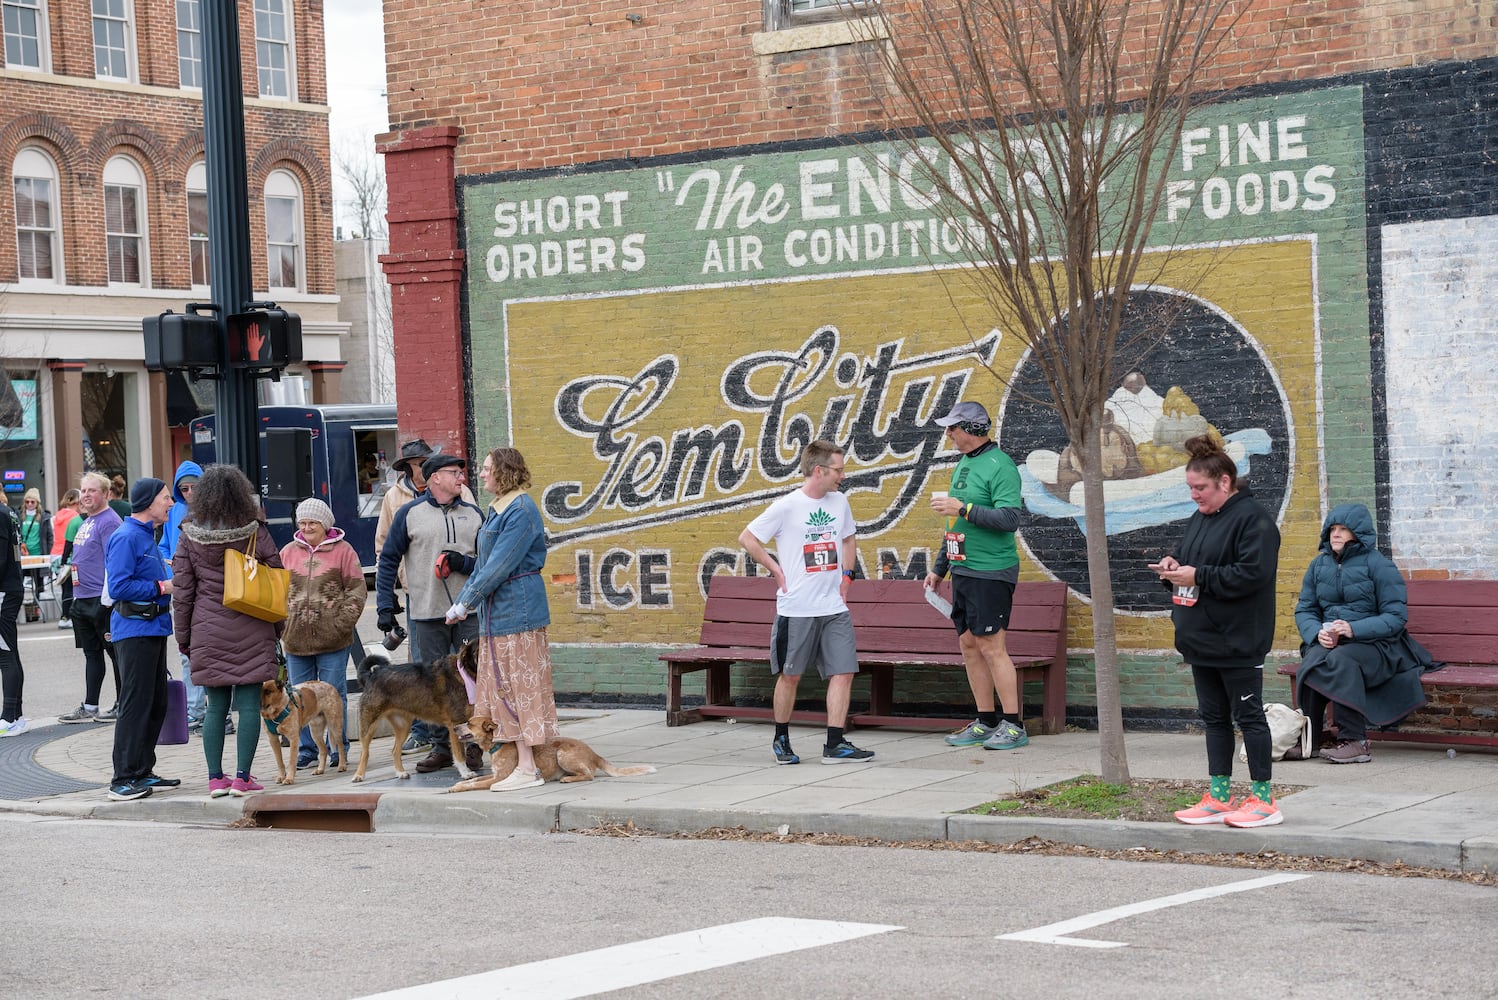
[460,86,1371,649]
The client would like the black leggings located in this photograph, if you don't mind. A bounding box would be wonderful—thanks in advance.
[1191,664,1272,782]
[0,590,22,722]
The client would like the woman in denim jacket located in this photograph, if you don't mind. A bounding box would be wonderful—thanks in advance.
[445,447,558,791]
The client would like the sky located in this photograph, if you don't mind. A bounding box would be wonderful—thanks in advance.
[323,0,389,236]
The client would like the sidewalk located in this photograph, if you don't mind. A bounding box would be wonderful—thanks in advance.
[4,706,1496,876]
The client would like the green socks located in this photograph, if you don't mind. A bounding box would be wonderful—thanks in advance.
[1251,779,1272,803]
[1210,775,1231,802]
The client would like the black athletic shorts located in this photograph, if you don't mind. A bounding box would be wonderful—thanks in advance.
[950,575,1014,637]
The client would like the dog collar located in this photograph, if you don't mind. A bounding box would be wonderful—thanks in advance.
[263,683,298,735]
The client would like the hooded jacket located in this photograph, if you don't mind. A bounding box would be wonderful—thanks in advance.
[105,516,173,640]
[172,520,283,687]
[1167,487,1281,669]
[1293,503,1408,645]
[158,460,203,563]
[280,526,366,655]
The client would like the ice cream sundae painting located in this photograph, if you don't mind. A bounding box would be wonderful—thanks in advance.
[997,289,1292,611]
[1019,376,1273,536]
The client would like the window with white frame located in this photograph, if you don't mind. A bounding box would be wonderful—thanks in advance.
[254,0,295,100]
[13,147,61,282]
[265,169,303,290]
[3,0,50,71]
[766,0,868,30]
[103,155,147,285]
[91,0,134,81]
[176,0,201,88]
[186,161,209,286]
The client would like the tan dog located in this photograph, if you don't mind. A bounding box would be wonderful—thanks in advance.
[448,717,656,793]
[259,678,346,784]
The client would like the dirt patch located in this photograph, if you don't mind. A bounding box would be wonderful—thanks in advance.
[964,776,1306,824]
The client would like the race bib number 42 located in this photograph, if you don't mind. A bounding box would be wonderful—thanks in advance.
[803,540,838,571]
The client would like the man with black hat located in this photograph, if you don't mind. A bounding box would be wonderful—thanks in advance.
[375,452,485,774]
[922,400,1030,752]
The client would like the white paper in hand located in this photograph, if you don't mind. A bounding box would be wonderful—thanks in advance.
[923,587,953,618]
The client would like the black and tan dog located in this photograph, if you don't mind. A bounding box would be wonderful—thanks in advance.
[350,646,479,783]
[260,678,346,785]
[447,717,656,793]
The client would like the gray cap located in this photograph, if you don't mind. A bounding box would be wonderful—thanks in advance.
[934,401,990,427]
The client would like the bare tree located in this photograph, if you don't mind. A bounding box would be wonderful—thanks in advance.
[333,136,388,240]
[860,0,1248,782]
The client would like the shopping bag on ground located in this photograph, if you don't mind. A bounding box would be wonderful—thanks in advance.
[158,678,189,746]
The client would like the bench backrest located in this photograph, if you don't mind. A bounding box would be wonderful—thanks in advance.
[1405,579,1498,666]
[698,575,1068,662]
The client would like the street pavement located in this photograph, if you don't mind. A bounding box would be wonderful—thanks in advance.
[3,609,1496,876]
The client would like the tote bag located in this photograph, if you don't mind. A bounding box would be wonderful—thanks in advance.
[222,531,290,623]
[157,678,189,746]
[1238,702,1312,763]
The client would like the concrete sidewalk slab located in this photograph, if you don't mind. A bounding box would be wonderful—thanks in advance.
[3,708,1494,876]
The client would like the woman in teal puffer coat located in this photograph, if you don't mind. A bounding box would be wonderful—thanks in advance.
[1293,503,1435,763]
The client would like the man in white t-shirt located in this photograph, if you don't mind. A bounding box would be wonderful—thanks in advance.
[738,440,875,766]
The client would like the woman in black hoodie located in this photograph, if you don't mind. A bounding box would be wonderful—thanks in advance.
[1150,435,1282,829]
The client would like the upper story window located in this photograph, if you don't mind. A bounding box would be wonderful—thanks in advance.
[3,0,50,71]
[176,0,201,89]
[265,169,302,291]
[91,0,135,81]
[186,161,209,287]
[765,0,869,30]
[254,0,295,100]
[13,147,62,283]
[103,155,147,285]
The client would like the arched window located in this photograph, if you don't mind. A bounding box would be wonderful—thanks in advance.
[3,0,51,71]
[264,168,302,290]
[13,146,62,282]
[103,154,147,285]
[186,160,209,286]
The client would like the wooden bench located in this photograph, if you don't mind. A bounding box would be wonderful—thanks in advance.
[1277,579,1498,748]
[663,576,1068,734]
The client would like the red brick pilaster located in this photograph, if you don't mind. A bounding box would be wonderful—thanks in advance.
[376,125,467,460]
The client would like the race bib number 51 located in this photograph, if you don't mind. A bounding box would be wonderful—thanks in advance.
[803,541,838,571]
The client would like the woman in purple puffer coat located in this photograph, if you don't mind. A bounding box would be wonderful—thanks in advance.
[172,464,284,798]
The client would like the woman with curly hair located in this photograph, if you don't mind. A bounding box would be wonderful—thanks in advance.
[445,447,559,791]
[172,464,284,797]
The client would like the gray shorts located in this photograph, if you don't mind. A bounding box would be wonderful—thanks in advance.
[769,612,859,679]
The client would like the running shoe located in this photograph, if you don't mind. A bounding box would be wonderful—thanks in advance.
[944,720,994,747]
[981,720,1029,751]
[1174,793,1240,825]
[822,740,875,764]
[1223,796,1283,828]
[772,734,800,765]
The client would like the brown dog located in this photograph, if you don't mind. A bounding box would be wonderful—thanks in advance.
[447,717,657,792]
[350,645,478,783]
[259,678,346,784]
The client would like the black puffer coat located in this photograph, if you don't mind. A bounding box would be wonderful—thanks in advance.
[173,520,284,688]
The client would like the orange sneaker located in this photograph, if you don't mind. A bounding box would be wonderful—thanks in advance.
[1222,796,1283,828]
[1174,793,1239,825]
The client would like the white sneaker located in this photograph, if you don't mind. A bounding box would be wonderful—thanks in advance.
[490,768,543,792]
[0,717,29,737]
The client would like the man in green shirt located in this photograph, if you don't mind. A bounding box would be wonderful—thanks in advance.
[922,401,1029,751]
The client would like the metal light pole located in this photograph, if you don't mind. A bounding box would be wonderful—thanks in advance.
[200,1,260,477]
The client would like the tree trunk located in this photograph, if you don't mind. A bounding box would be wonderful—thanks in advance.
[1079,413,1131,784]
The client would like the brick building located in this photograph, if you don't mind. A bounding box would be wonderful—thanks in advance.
[377,1,1497,719]
[0,0,342,503]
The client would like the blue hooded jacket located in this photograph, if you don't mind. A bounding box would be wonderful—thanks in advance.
[1293,502,1407,645]
[158,460,202,563]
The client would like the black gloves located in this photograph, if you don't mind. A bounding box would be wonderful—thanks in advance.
[377,608,397,633]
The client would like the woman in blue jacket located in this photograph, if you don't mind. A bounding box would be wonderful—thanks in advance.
[1294,503,1435,764]
[445,447,559,792]
[103,478,182,801]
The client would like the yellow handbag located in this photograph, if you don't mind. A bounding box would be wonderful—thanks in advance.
[222,530,290,623]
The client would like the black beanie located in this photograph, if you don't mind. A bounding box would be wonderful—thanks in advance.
[130,477,168,513]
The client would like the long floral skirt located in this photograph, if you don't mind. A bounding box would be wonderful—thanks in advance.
[472,627,560,747]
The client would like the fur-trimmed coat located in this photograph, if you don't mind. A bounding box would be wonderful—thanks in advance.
[280,528,366,655]
[173,520,284,687]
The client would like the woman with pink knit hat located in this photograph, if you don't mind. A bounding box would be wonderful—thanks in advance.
[280,497,365,768]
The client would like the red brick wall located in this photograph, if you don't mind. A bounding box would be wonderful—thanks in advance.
[0,1,333,292]
[382,0,1498,178]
